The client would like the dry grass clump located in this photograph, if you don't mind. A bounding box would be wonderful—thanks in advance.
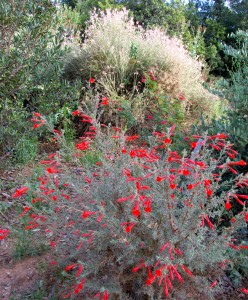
[63,8,221,123]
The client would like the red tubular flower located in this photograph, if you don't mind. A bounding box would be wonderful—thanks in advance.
[82,211,95,218]
[125,135,139,141]
[19,206,30,217]
[182,169,190,176]
[100,97,109,105]
[245,213,248,222]
[166,275,173,290]
[164,138,171,144]
[241,288,248,295]
[174,248,182,256]
[89,78,95,83]
[143,200,151,213]
[171,265,183,283]
[204,215,215,230]
[72,110,81,116]
[121,222,136,233]
[228,160,246,166]
[40,160,55,165]
[169,124,176,135]
[12,186,29,198]
[125,223,136,233]
[191,141,197,149]
[187,181,201,190]
[132,202,140,218]
[65,264,78,271]
[117,194,134,202]
[229,244,239,250]
[181,265,193,276]
[228,166,238,174]
[76,264,83,278]
[33,123,44,129]
[231,194,245,206]
[146,267,156,285]
[225,201,232,210]
[76,140,90,150]
[240,245,248,250]
[132,263,145,273]
[235,194,248,200]
[156,176,164,182]
[46,164,61,174]
[164,278,169,298]
[121,147,127,154]
[206,189,213,197]
[25,223,39,230]
[209,133,227,139]
[210,281,218,288]
[160,242,170,252]
[103,290,109,300]
[74,278,85,294]
[33,112,41,117]
[0,229,10,240]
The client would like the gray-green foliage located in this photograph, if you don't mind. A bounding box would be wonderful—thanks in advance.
[24,108,248,299]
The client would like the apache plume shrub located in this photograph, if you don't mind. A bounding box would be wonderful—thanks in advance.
[63,8,220,122]
[8,105,248,299]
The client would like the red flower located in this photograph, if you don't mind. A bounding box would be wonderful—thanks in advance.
[125,135,139,141]
[89,78,95,84]
[46,166,61,174]
[146,267,156,285]
[0,229,10,240]
[100,97,109,105]
[72,110,81,116]
[121,222,136,233]
[228,160,246,166]
[82,211,95,218]
[210,281,217,288]
[245,213,248,222]
[225,201,232,210]
[191,142,197,148]
[121,147,127,154]
[182,169,190,176]
[181,265,193,276]
[33,123,44,129]
[12,187,29,198]
[76,140,90,150]
[125,224,135,233]
[132,202,140,218]
[241,288,248,295]
[74,278,85,294]
[19,206,30,217]
[206,189,213,197]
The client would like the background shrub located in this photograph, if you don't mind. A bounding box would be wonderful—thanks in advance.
[0,0,81,164]
[63,8,221,127]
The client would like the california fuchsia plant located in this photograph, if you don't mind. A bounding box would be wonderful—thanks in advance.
[8,108,248,299]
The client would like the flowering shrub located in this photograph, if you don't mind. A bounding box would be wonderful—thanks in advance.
[63,8,220,124]
[7,107,248,299]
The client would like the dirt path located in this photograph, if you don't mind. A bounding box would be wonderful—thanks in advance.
[0,238,51,300]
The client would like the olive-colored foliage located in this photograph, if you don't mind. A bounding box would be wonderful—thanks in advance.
[188,0,248,75]
[196,31,248,161]
[0,0,81,163]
